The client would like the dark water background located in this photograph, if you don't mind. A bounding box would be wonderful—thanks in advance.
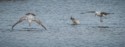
[0,0,125,47]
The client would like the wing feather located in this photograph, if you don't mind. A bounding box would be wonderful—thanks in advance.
[12,16,26,30]
[34,19,47,30]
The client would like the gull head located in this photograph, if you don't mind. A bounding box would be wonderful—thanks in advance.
[26,13,36,16]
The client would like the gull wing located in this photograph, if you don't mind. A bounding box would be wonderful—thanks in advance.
[101,12,114,15]
[80,11,96,14]
[12,16,26,30]
[33,19,47,30]
[86,11,96,13]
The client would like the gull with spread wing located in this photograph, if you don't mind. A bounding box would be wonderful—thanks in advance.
[81,11,114,22]
[12,13,47,30]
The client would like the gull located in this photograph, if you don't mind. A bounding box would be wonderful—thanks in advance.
[70,16,80,25]
[12,13,47,30]
[81,11,114,22]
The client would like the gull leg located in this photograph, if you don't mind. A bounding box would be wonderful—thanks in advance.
[100,17,103,22]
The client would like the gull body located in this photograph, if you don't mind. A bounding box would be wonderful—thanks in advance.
[70,16,80,25]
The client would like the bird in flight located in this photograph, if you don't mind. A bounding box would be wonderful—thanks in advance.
[70,16,80,25]
[12,13,47,30]
[80,11,114,22]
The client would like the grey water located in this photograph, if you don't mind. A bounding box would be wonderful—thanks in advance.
[0,0,125,47]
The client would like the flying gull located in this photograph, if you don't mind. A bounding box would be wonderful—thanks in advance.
[12,13,47,30]
[81,11,114,22]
